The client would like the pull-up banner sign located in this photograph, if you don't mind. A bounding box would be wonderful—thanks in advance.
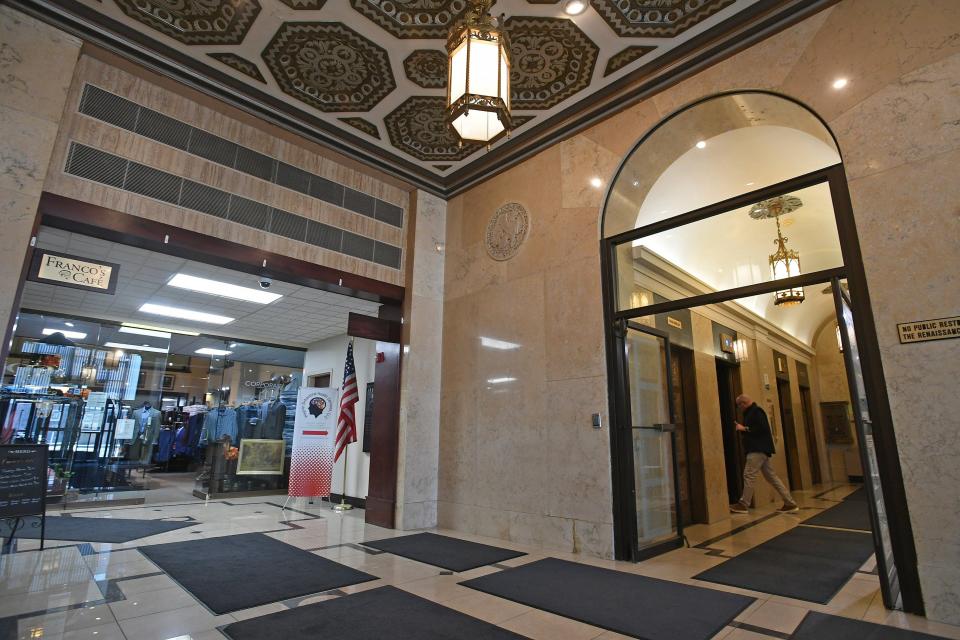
[288,387,338,498]
[897,316,959,344]
[28,250,120,294]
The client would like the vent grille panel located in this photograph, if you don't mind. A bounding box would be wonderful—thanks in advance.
[63,142,400,271]
[77,83,404,229]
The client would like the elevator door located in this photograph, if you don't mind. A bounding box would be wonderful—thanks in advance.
[716,361,744,504]
[776,379,802,490]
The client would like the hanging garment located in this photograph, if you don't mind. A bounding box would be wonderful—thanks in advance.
[156,428,175,463]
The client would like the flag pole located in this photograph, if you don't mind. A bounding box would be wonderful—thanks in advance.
[333,338,355,512]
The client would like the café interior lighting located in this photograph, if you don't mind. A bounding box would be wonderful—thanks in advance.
[563,0,587,15]
[102,341,169,354]
[446,0,512,144]
[42,328,87,340]
[196,348,233,356]
[167,273,282,304]
[138,303,234,325]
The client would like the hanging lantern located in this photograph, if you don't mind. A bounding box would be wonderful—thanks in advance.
[769,212,805,306]
[446,0,512,144]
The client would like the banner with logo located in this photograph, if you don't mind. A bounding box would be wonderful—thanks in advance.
[288,387,338,498]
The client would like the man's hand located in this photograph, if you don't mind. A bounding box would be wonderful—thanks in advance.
[735,422,747,432]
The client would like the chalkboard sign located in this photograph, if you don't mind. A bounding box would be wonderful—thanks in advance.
[361,382,374,453]
[0,445,48,519]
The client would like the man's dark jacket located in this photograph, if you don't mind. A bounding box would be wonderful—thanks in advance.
[741,403,775,455]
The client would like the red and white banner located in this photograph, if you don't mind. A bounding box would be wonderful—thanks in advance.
[288,387,339,498]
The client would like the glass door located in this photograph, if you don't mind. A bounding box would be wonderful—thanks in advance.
[622,322,683,557]
[832,278,901,609]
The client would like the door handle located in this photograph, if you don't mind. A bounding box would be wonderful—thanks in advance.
[635,423,678,432]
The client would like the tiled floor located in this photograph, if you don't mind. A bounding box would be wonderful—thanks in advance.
[2,481,958,640]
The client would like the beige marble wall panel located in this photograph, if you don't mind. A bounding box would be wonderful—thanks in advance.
[690,312,730,523]
[0,6,80,347]
[559,135,623,210]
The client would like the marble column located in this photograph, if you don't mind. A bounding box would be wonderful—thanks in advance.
[395,190,446,529]
[0,7,81,347]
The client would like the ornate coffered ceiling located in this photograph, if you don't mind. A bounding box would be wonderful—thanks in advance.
[17,0,822,195]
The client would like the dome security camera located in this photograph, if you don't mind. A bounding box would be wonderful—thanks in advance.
[258,276,272,289]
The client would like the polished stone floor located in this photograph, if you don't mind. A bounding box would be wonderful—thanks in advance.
[2,480,958,640]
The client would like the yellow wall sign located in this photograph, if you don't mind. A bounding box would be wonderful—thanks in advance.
[897,316,960,344]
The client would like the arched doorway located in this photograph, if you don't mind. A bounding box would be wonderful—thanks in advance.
[599,91,922,614]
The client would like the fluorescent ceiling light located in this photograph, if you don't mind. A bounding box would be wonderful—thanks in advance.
[121,322,199,336]
[103,341,169,354]
[196,348,233,356]
[64,322,74,327]
[42,328,87,340]
[480,337,521,350]
[139,303,234,325]
[167,273,282,304]
[487,377,516,384]
[119,326,171,339]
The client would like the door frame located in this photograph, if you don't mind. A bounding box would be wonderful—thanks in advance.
[611,321,685,561]
[600,163,923,613]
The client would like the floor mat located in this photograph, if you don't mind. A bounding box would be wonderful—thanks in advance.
[0,515,193,543]
[139,532,377,614]
[361,532,526,572]
[791,611,949,639]
[803,497,872,531]
[222,585,529,640]
[459,557,754,640]
[693,526,874,604]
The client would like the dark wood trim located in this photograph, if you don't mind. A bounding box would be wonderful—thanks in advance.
[38,192,404,306]
[365,340,401,529]
[614,268,846,321]
[348,313,402,344]
[827,161,925,614]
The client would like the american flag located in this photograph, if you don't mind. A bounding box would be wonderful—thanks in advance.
[334,340,359,462]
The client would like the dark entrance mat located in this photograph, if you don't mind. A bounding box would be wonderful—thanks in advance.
[791,611,949,639]
[0,515,193,543]
[222,585,529,640]
[361,532,526,572]
[459,557,754,640]
[139,532,377,614]
[803,497,872,531]
[693,526,874,604]
[843,486,868,501]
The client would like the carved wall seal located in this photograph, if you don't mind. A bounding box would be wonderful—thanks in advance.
[485,202,529,261]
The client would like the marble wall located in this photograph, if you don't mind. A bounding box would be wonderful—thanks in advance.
[395,191,446,530]
[441,0,960,623]
[0,7,81,349]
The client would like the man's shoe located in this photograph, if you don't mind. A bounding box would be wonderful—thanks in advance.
[778,503,800,513]
[729,502,749,514]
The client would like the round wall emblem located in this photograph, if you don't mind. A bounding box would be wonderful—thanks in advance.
[485,202,529,261]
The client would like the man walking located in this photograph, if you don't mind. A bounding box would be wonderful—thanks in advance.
[729,394,799,514]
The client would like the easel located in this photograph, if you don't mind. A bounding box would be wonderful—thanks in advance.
[1,444,48,554]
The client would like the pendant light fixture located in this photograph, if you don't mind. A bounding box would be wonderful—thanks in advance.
[749,195,805,307]
[446,0,512,145]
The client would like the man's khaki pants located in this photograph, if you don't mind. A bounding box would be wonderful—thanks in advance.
[739,452,795,506]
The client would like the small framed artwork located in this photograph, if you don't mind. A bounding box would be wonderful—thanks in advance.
[237,439,285,475]
[719,333,736,354]
[161,374,175,390]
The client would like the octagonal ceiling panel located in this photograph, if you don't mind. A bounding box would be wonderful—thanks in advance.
[36,0,786,192]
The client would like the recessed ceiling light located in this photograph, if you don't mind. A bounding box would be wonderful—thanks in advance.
[563,0,587,15]
[42,328,87,340]
[696,140,707,149]
[121,322,199,336]
[196,348,233,356]
[119,326,171,339]
[590,177,603,188]
[480,337,521,350]
[139,303,234,325]
[832,77,848,90]
[103,341,169,354]
[487,377,517,384]
[167,273,282,304]
[64,322,74,327]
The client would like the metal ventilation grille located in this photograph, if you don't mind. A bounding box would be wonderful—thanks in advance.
[63,142,402,270]
[77,83,404,228]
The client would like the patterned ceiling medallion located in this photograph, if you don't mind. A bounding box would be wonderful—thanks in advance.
[340,117,381,139]
[385,96,482,161]
[208,53,266,83]
[591,0,737,37]
[112,0,261,45]
[506,16,599,110]
[276,0,326,8]
[403,49,447,89]
[262,22,396,113]
[433,164,452,171]
[485,202,529,261]
[603,45,656,76]
[351,0,484,39]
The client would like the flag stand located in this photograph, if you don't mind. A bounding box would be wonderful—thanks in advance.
[333,446,352,512]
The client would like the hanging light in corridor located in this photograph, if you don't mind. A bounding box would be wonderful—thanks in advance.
[446,0,512,144]
[750,195,805,307]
